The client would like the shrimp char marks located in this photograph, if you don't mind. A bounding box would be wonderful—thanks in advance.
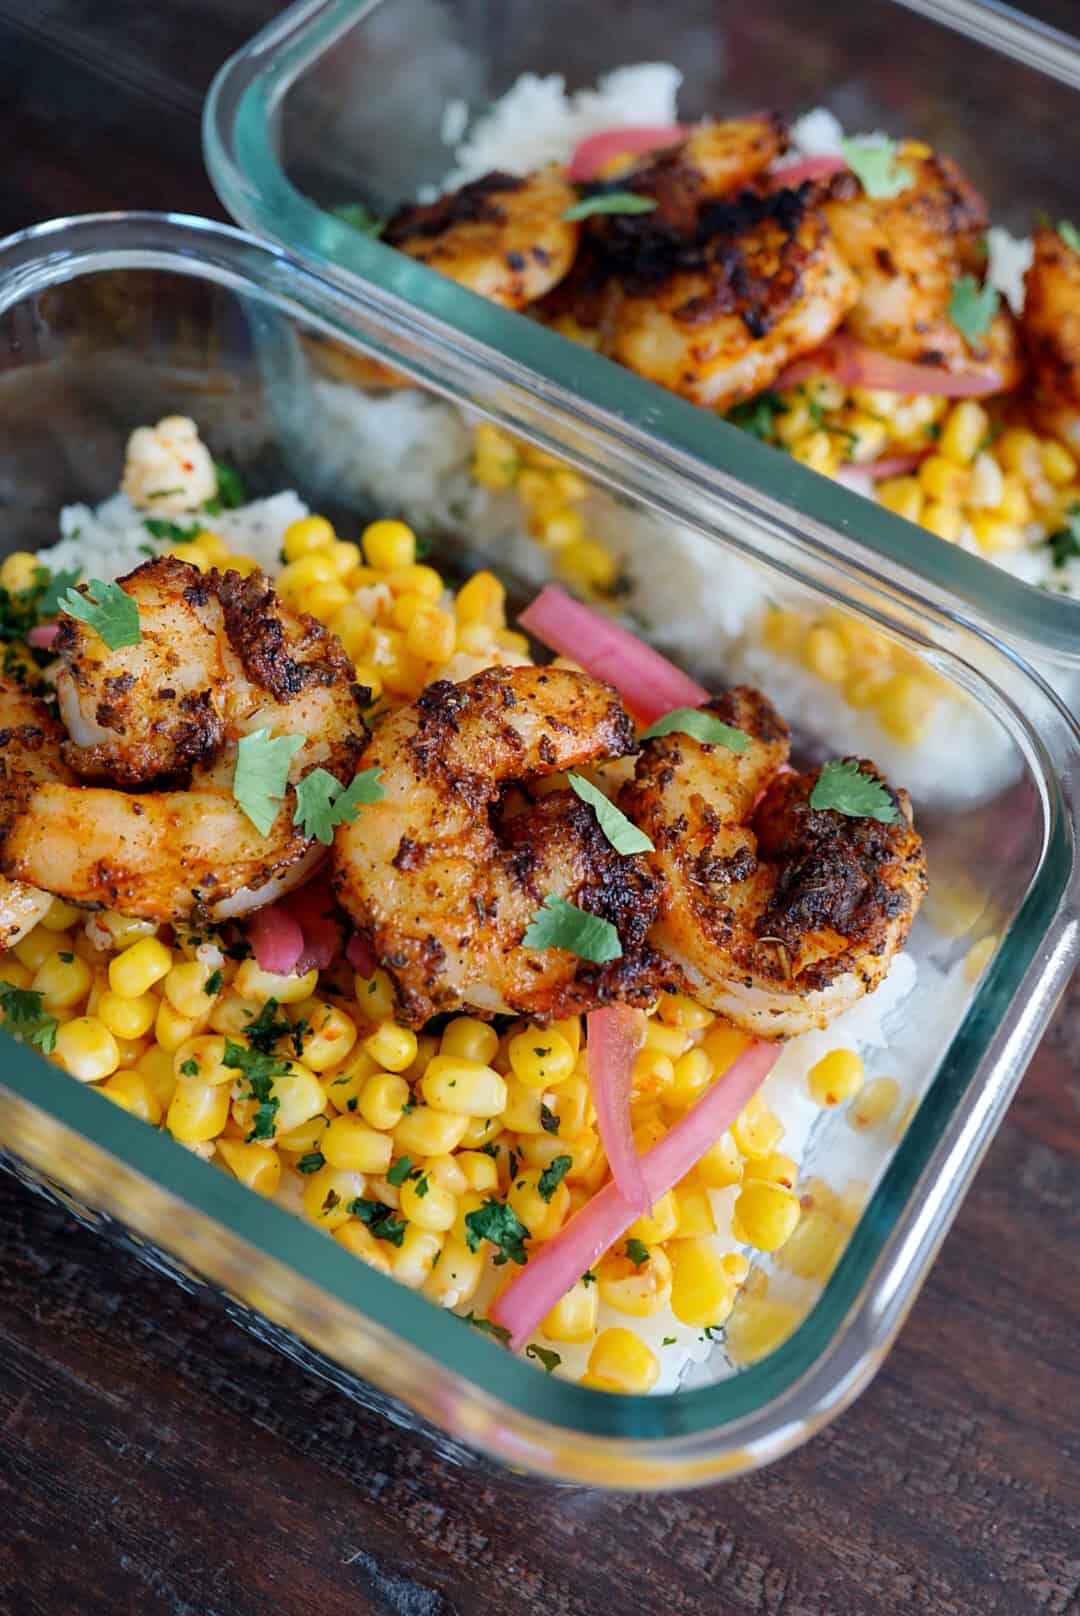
[332,662,927,1040]
[0,555,369,924]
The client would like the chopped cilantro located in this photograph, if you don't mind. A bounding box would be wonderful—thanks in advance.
[662,1336,677,1346]
[947,274,999,346]
[809,758,900,823]
[178,1057,199,1077]
[232,728,304,836]
[296,1151,326,1174]
[624,1237,650,1268]
[204,968,223,996]
[245,997,291,1053]
[537,1154,572,1202]
[1046,506,1080,569]
[478,1140,500,1158]
[462,1311,511,1345]
[346,1197,407,1245]
[566,772,654,855]
[1058,219,1080,253]
[57,951,74,963]
[293,765,385,845]
[507,1148,519,1182]
[385,1155,415,1186]
[143,517,201,544]
[222,1038,289,1141]
[464,1199,529,1266]
[840,136,913,199]
[321,1188,341,1214]
[639,708,750,751]
[726,390,783,442]
[35,566,82,620]
[0,984,58,1052]
[57,577,142,650]
[525,1344,562,1373]
[412,1172,430,1199]
[202,460,247,513]
[562,190,657,222]
[540,1102,561,1136]
[582,1269,597,1287]
[522,894,622,964]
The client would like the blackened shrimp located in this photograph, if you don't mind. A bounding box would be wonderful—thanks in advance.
[619,688,926,1037]
[1021,224,1080,454]
[331,665,661,1026]
[0,557,368,922]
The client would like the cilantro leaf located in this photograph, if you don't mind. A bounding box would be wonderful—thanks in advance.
[0,983,58,1053]
[726,391,783,442]
[1058,220,1080,253]
[144,517,201,544]
[624,1237,650,1267]
[562,191,658,221]
[840,137,913,199]
[639,707,750,751]
[345,1197,406,1245]
[211,461,247,511]
[36,566,81,619]
[178,1058,199,1077]
[540,1102,561,1136]
[525,1344,562,1373]
[662,1336,677,1346]
[333,202,386,237]
[57,577,142,650]
[245,997,290,1053]
[462,1311,511,1345]
[204,969,223,997]
[1046,506,1080,569]
[582,1269,597,1287]
[385,1155,415,1187]
[222,1038,290,1141]
[537,1154,572,1203]
[292,765,385,845]
[809,758,900,823]
[947,274,999,346]
[296,1151,326,1174]
[522,894,622,964]
[232,728,304,836]
[567,772,654,854]
[464,1199,530,1265]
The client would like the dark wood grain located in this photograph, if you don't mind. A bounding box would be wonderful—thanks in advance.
[0,3,1078,1613]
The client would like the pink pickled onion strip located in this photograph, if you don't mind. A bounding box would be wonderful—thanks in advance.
[751,759,794,813]
[491,1040,779,1349]
[586,1006,650,1215]
[776,333,1002,397]
[853,451,929,481]
[281,874,342,973]
[519,585,707,725]
[346,931,377,977]
[247,904,304,977]
[568,124,687,182]
[27,623,59,648]
[769,154,848,187]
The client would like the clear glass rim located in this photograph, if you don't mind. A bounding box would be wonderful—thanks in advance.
[0,209,1077,1486]
[204,0,1080,666]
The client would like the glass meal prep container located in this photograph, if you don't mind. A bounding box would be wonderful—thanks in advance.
[204,0,1080,702]
[0,211,1077,1490]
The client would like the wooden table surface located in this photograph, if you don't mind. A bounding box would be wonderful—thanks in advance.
[1,4,1078,1612]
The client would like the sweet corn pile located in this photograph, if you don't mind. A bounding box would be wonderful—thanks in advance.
[0,507,902,1391]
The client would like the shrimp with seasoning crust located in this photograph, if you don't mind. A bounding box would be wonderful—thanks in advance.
[331,664,662,1026]
[0,876,53,953]
[0,556,368,922]
[619,687,927,1038]
[1020,223,1080,454]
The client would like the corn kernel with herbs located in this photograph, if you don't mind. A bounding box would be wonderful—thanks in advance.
[585,1328,659,1393]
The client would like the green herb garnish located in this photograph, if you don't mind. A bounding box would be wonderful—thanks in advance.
[245,997,290,1054]
[562,191,657,222]
[1058,219,1080,253]
[567,772,654,854]
[525,1344,562,1373]
[178,1058,199,1077]
[57,952,74,964]
[144,517,201,544]
[385,1155,415,1187]
[523,894,622,964]
[462,1312,511,1345]
[292,765,385,845]
[232,728,304,836]
[222,1038,289,1141]
[809,758,899,823]
[204,969,223,997]
[537,1155,572,1203]
[1046,507,1080,569]
[35,566,81,620]
[624,1237,650,1268]
[727,390,784,442]
[840,137,913,199]
[639,707,750,751]
[464,1199,530,1266]
[582,1269,597,1287]
[662,1336,677,1346]
[540,1102,561,1136]
[202,460,247,514]
[346,1197,406,1245]
[296,1151,326,1174]
[947,274,999,346]
[0,984,58,1053]
[57,577,142,651]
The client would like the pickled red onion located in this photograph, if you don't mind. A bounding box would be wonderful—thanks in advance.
[282,874,342,973]
[491,1040,778,1349]
[769,155,848,187]
[247,904,304,977]
[856,451,929,481]
[27,624,59,648]
[568,124,687,182]
[346,931,377,977]
[519,585,708,724]
[777,332,1002,397]
[587,1006,649,1215]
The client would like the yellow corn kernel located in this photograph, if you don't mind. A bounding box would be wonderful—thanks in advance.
[501,1075,542,1134]
[354,967,396,1023]
[324,539,361,579]
[556,538,618,593]
[389,589,427,632]
[302,1163,366,1229]
[451,1189,484,1246]
[586,1328,659,1393]
[329,604,373,661]
[276,1113,329,1154]
[598,1244,673,1317]
[456,1150,499,1194]
[842,413,889,465]
[362,518,416,571]
[115,1034,151,1070]
[734,1180,802,1251]
[422,1235,485,1308]
[0,956,31,992]
[539,507,587,551]
[454,569,506,629]
[964,933,998,981]
[105,936,170,999]
[404,603,454,664]
[226,552,262,578]
[918,453,969,504]
[666,1047,714,1110]
[439,1015,499,1066]
[1040,440,1077,486]
[276,552,340,598]
[32,949,91,1012]
[100,1067,163,1125]
[507,1027,576,1089]
[669,1239,736,1329]
[670,1179,717,1240]
[844,666,893,711]
[760,605,804,657]
[539,1278,598,1344]
[493,627,531,658]
[297,1003,357,1073]
[626,1189,678,1245]
[322,1113,393,1174]
[385,563,443,602]
[303,578,353,621]
[282,514,336,560]
[807,1047,864,1107]
[790,430,839,476]
[995,474,1033,525]
[52,1016,118,1082]
[631,1049,675,1098]
[721,1251,751,1287]
[393,1104,468,1158]
[780,1208,847,1283]
[801,622,849,683]
[968,512,1025,554]
[95,988,156,1042]
[639,1020,688,1061]
[547,1074,592,1137]
[458,1113,503,1150]
[742,1151,798,1190]
[694,1131,743,1189]
[208,991,259,1038]
[353,1070,409,1131]
[334,1220,393,1276]
[174,1034,234,1087]
[393,1225,445,1289]
[996,425,1041,480]
[731,1092,784,1158]
[398,1172,456,1233]
[0,549,42,591]
[234,960,319,1006]
[167,1076,230,1142]
[876,672,935,744]
[264,1061,325,1137]
[848,1074,901,1131]
[351,662,383,703]
[13,927,68,972]
[702,1023,752,1078]
[162,959,221,1019]
[40,898,83,932]
[939,400,989,465]
[508,1167,570,1241]
[968,449,1005,509]
[774,399,812,444]
[135,1044,178,1111]
[725,1296,803,1365]
[518,1131,597,1183]
[877,475,924,522]
[920,501,963,543]
[216,1138,281,1197]
[420,1053,507,1117]
[100,912,159,950]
